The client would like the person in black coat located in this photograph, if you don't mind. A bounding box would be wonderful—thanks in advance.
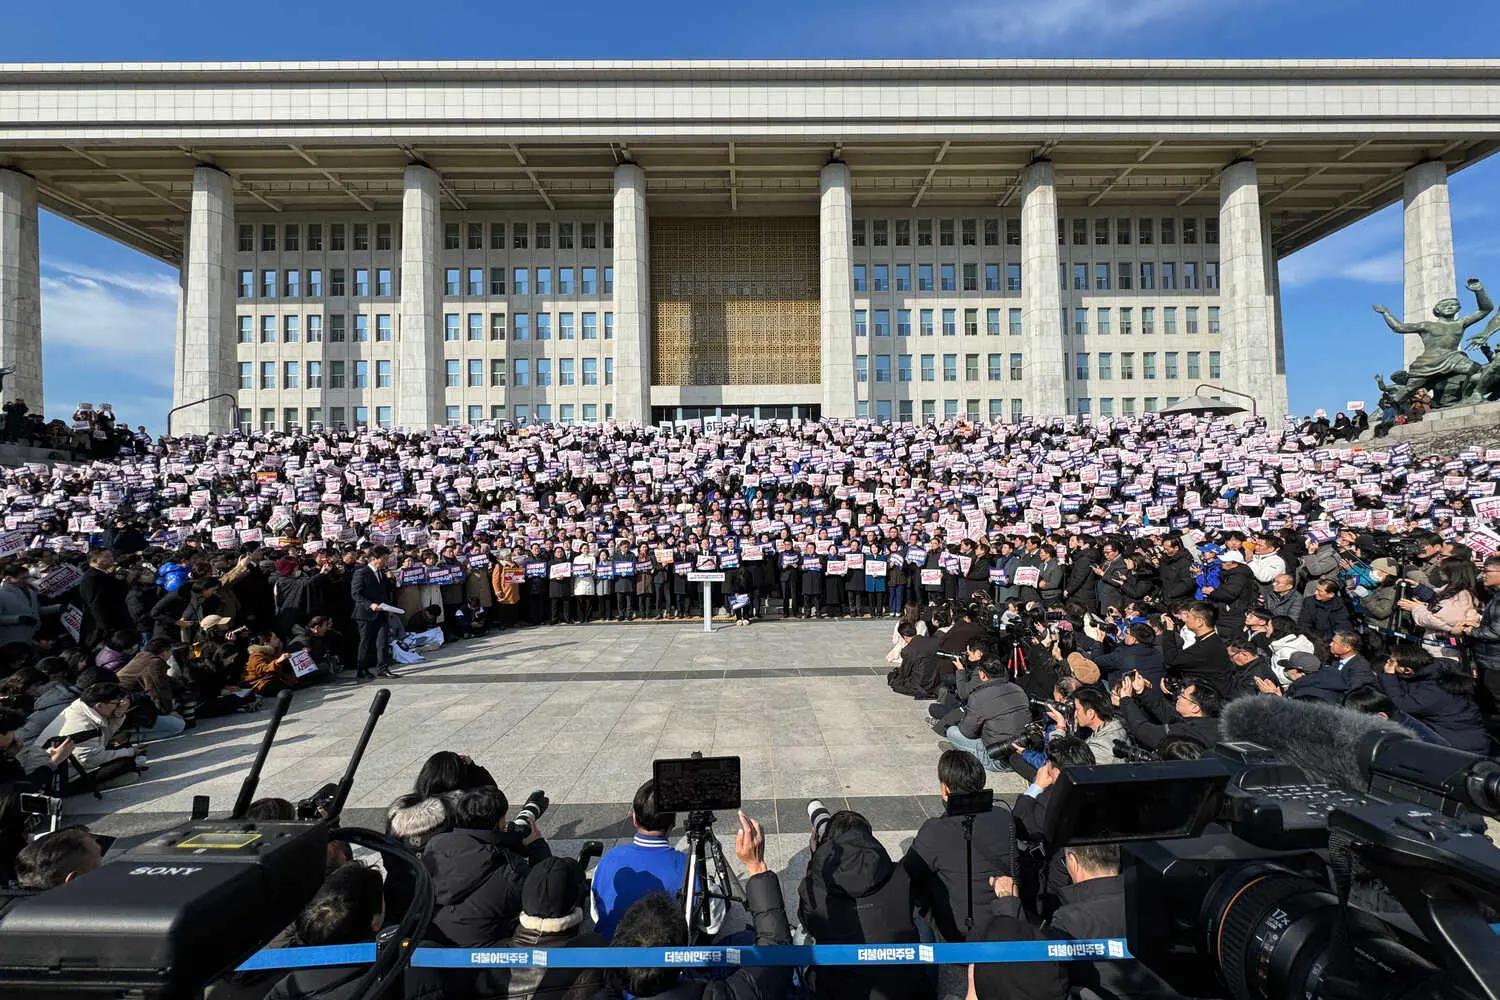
[1114,671,1222,750]
[350,547,394,679]
[1376,647,1489,753]
[1298,579,1354,640]
[1200,553,1257,637]
[777,542,800,618]
[973,842,1177,1000]
[902,750,1015,942]
[422,787,552,947]
[1079,622,1165,684]
[522,543,549,625]
[545,546,572,624]
[1063,538,1100,613]
[1158,602,1235,697]
[78,549,132,649]
[1156,536,1197,604]
[799,811,932,1000]
[799,544,824,619]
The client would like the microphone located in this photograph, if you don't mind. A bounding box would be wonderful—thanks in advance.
[1218,695,1407,796]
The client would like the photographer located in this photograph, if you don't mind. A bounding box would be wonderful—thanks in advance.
[422,784,551,946]
[22,682,144,788]
[1077,621,1163,684]
[1114,672,1221,751]
[1470,555,1500,740]
[603,812,791,1000]
[1070,687,1126,764]
[1012,735,1095,920]
[800,809,929,1000]
[115,637,187,741]
[970,842,1173,1000]
[1157,601,1234,697]
[1376,646,1488,753]
[901,750,1016,942]
[590,779,692,941]
[941,654,1028,773]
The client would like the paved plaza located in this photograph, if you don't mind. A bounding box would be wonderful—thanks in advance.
[72,620,1027,882]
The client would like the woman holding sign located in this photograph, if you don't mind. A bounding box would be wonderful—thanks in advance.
[800,542,825,619]
[546,546,572,625]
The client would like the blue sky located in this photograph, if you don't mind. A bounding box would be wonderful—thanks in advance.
[6,0,1499,430]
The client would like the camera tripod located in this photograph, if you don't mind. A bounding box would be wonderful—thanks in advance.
[679,811,745,944]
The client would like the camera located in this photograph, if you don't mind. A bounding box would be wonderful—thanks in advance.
[505,789,550,838]
[1111,739,1158,764]
[807,799,832,843]
[1044,735,1500,1000]
[295,782,337,821]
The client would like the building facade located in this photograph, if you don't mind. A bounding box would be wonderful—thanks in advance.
[0,60,1497,432]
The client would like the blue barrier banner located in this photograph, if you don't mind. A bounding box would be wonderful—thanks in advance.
[239,939,1133,972]
[236,943,377,971]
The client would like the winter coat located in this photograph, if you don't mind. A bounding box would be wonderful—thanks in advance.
[500,910,605,1000]
[901,806,1016,942]
[21,697,133,773]
[956,676,1029,752]
[1157,550,1197,604]
[1203,565,1257,634]
[423,827,552,947]
[0,581,41,646]
[1377,664,1488,753]
[1470,591,1500,673]
[117,650,176,714]
[1298,545,1341,594]
[1408,590,1480,643]
[1297,594,1354,640]
[78,566,132,648]
[1261,588,1305,622]
[1160,629,1234,697]
[798,827,929,1000]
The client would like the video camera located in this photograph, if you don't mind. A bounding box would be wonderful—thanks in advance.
[1044,725,1500,1000]
[0,688,434,1000]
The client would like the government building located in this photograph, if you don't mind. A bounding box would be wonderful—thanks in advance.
[0,60,1496,432]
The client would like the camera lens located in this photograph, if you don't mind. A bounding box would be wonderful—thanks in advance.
[1207,866,1438,1000]
[807,800,831,842]
[506,789,549,837]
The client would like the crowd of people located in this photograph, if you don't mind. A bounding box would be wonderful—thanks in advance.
[0,399,148,461]
[0,410,1496,997]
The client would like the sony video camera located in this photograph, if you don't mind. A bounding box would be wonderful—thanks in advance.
[0,688,434,1000]
[1043,727,1500,1000]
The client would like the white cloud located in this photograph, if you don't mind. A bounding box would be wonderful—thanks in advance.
[913,0,1203,48]
[39,260,178,364]
[1279,205,1405,290]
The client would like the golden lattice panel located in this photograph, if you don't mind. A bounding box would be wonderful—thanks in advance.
[650,217,821,386]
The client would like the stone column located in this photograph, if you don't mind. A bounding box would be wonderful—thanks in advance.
[175,166,237,434]
[1402,160,1457,369]
[1218,159,1277,414]
[612,163,651,424]
[819,162,857,418]
[397,164,443,430]
[0,170,43,414]
[1020,160,1064,418]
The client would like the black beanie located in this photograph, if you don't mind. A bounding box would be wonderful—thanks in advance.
[521,856,586,919]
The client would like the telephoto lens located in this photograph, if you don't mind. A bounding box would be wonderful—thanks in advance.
[807,799,831,843]
[506,789,550,838]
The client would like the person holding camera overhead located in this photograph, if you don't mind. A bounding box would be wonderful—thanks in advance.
[901,750,1015,942]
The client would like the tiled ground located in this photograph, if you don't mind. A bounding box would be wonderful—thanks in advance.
[73,620,1020,993]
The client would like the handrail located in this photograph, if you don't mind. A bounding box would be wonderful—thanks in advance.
[165,392,236,436]
[1194,383,1257,417]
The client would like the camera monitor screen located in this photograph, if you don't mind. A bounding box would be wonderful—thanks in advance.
[653,755,742,813]
[1045,759,1229,846]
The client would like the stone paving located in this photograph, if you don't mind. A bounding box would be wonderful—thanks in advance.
[71,619,1022,991]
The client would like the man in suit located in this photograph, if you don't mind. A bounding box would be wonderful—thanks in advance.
[350,547,395,680]
[1327,631,1375,690]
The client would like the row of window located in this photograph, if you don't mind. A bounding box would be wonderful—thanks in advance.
[238,357,617,391]
[1059,260,1218,292]
[238,220,615,255]
[851,350,1222,384]
[235,311,616,344]
[853,305,1220,338]
[850,396,1178,423]
[237,266,615,301]
[850,216,1220,249]
[236,401,616,434]
[850,259,1221,295]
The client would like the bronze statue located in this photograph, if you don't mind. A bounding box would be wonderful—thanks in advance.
[1372,278,1493,408]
